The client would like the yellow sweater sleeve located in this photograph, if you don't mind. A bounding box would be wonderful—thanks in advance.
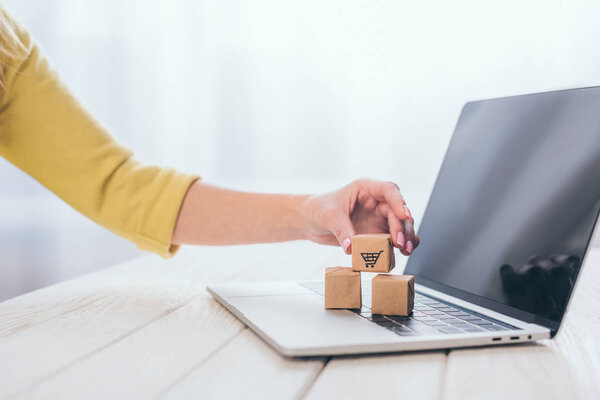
[0,18,199,257]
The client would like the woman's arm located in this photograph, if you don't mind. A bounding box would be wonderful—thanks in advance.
[0,12,197,257]
[172,181,307,245]
[173,179,420,255]
[0,10,419,258]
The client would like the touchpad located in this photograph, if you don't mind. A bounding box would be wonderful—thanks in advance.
[210,281,308,298]
[226,292,399,350]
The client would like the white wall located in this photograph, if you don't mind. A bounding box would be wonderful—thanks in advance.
[1,0,599,300]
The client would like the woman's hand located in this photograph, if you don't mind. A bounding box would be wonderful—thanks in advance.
[172,179,418,255]
[301,179,420,256]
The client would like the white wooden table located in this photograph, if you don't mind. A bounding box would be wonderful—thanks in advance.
[1,242,598,400]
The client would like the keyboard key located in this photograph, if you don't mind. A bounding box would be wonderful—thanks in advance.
[458,316,483,321]
[392,318,420,326]
[469,319,494,325]
[463,327,484,332]
[371,318,397,326]
[445,319,467,325]
[404,321,439,334]
[421,320,448,326]
[436,315,458,320]
[435,307,459,312]
[390,325,420,336]
[422,310,445,316]
[370,315,389,320]
[436,327,461,334]
[393,321,417,328]
[392,325,413,333]
[452,322,473,329]
[386,315,411,323]
[375,322,398,328]
[412,314,433,319]
[414,304,430,310]
[427,302,445,307]
[413,317,438,323]
[416,297,435,302]
[395,330,418,336]
[481,325,508,332]
[447,311,470,316]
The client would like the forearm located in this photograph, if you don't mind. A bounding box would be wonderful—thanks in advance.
[0,19,199,257]
[172,180,309,246]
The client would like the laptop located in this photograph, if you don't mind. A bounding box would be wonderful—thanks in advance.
[208,86,600,356]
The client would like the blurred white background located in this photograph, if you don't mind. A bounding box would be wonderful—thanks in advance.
[1,0,599,301]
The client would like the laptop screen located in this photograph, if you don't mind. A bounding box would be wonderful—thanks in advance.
[404,87,600,334]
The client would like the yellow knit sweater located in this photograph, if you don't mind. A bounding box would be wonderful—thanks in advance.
[0,14,198,257]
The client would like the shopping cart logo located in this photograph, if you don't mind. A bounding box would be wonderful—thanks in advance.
[360,250,383,268]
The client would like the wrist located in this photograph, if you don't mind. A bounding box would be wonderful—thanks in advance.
[291,193,312,240]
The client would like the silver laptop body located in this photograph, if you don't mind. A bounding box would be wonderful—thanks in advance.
[208,86,600,356]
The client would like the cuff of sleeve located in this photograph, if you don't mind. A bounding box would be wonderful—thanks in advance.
[134,171,200,258]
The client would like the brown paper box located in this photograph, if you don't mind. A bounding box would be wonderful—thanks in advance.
[371,274,415,316]
[324,267,362,309]
[351,234,395,273]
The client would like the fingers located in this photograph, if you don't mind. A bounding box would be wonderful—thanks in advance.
[380,202,417,256]
[402,218,419,255]
[349,178,420,256]
[357,179,410,221]
[386,208,405,249]
[412,234,420,248]
[327,210,357,255]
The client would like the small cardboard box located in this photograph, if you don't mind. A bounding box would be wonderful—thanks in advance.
[371,274,415,316]
[351,234,395,273]
[324,267,362,309]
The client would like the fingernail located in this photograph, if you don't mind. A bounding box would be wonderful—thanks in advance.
[342,238,352,253]
[406,240,414,254]
[396,231,405,248]
[404,205,412,219]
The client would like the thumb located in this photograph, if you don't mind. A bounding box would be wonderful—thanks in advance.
[330,213,356,254]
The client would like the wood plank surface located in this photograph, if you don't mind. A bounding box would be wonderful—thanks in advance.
[0,242,598,400]
[18,293,245,400]
[304,351,447,400]
[0,243,291,398]
[0,259,170,338]
[4,241,342,399]
[2,263,211,398]
[0,243,273,340]
[160,329,325,400]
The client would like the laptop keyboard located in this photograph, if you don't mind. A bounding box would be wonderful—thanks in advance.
[300,280,518,336]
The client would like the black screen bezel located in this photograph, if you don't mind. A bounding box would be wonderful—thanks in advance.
[405,86,600,336]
